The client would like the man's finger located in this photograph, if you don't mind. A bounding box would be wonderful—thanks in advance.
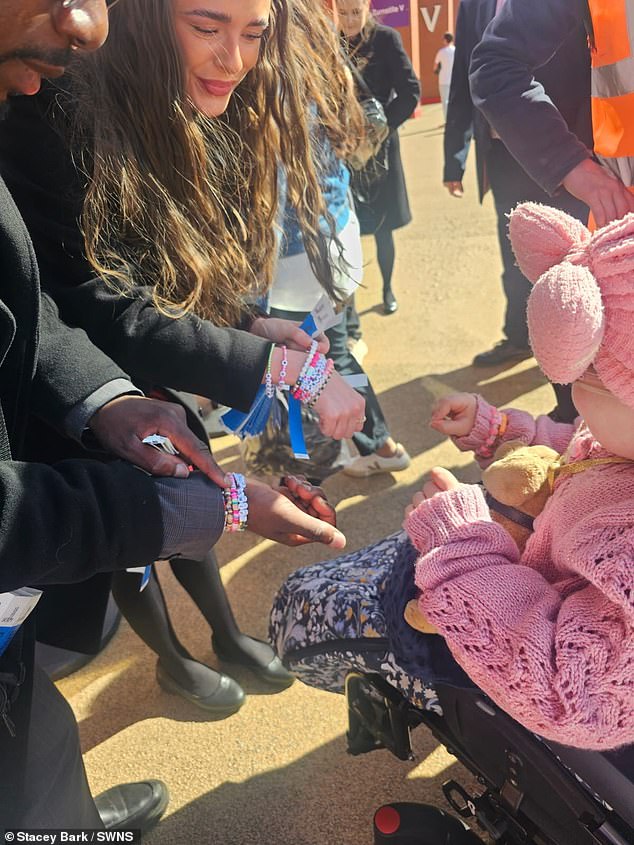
[133,443,191,478]
[158,429,228,486]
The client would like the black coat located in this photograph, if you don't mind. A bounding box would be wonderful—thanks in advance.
[346,25,421,233]
[0,86,271,415]
[0,173,166,807]
[444,0,592,202]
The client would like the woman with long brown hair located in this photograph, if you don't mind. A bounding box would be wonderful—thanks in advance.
[0,0,366,714]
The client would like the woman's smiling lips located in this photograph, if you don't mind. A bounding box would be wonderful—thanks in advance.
[197,77,236,97]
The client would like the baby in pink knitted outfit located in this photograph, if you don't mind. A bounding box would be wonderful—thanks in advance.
[404,203,634,750]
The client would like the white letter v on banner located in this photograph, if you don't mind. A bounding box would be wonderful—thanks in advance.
[420,4,441,31]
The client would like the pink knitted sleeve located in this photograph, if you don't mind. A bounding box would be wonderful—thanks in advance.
[452,396,577,467]
[405,487,634,750]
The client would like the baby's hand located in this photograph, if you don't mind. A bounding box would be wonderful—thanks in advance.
[430,393,477,438]
[403,467,460,523]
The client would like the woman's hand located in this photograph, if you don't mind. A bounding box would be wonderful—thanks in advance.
[403,467,460,522]
[430,393,477,438]
[250,316,329,354]
[313,370,366,439]
[245,478,345,548]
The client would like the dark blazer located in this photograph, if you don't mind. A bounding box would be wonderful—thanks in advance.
[470,0,592,196]
[348,24,421,130]
[0,86,271,415]
[444,0,592,202]
[0,174,169,808]
[346,24,421,233]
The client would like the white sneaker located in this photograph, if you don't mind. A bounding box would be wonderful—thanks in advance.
[346,338,368,367]
[342,444,411,478]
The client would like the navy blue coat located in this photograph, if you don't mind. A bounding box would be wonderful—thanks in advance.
[445,0,592,201]
[469,0,592,196]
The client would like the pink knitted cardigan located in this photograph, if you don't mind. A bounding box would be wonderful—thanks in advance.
[405,396,634,750]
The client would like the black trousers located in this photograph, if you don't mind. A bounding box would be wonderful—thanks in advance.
[2,665,102,828]
[269,306,390,455]
[486,140,589,348]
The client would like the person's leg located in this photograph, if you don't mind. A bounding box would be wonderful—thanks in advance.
[326,315,409,471]
[111,568,244,712]
[269,532,439,713]
[485,142,533,356]
[440,83,450,120]
[346,297,362,341]
[14,666,168,831]
[169,550,293,688]
[374,224,398,314]
[13,666,103,828]
[549,383,578,423]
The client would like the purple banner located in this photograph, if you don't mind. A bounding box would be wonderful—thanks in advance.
[372,0,410,28]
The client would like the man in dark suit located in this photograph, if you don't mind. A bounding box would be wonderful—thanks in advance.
[0,1,349,828]
[443,0,591,417]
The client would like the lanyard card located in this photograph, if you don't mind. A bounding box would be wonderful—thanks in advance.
[142,434,178,455]
[0,587,43,657]
[300,295,343,337]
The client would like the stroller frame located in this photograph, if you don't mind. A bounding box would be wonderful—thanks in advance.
[345,673,634,845]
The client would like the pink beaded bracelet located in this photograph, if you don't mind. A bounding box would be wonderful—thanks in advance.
[223,472,248,533]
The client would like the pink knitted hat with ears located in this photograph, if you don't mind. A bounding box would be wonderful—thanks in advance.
[509,203,634,409]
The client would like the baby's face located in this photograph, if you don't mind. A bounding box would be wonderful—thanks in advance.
[572,368,634,459]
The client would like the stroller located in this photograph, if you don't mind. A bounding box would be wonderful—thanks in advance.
[345,673,634,844]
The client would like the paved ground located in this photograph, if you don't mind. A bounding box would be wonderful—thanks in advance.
[58,102,555,844]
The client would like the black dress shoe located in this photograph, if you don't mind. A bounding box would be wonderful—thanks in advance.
[212,635,295,690]
[95,779,169,833]
[383,289,398,314]
[472,339,532,367]
[156,661,245,714]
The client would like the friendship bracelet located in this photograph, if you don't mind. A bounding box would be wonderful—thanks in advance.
[307,359,335,406]
[264,345,275,399]
[296,341,319,387]
[477,409,508,459]
[223,472,248,533]
[278,345,288,391]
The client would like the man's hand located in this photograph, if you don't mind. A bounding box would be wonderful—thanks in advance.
[403,467,460,523]
[444,180,464,198]
[279,475,337,525]
[250,316,329,354]
[89,395,228,486]
[429,393,477,438]
[562,158,634,229]
[246,478,345,548]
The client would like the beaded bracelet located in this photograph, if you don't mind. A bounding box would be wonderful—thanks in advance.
[293,355,327,402]
[476,409,509,459]
[296,341,319,386]
[278,345,288,391]
[223,472,248,533]
[307,359,335,406]
[264,345,275,399]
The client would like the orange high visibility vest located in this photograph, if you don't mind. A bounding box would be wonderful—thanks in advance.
[589,0,634,187]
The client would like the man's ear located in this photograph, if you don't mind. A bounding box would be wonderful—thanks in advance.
[509,202,590,283]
